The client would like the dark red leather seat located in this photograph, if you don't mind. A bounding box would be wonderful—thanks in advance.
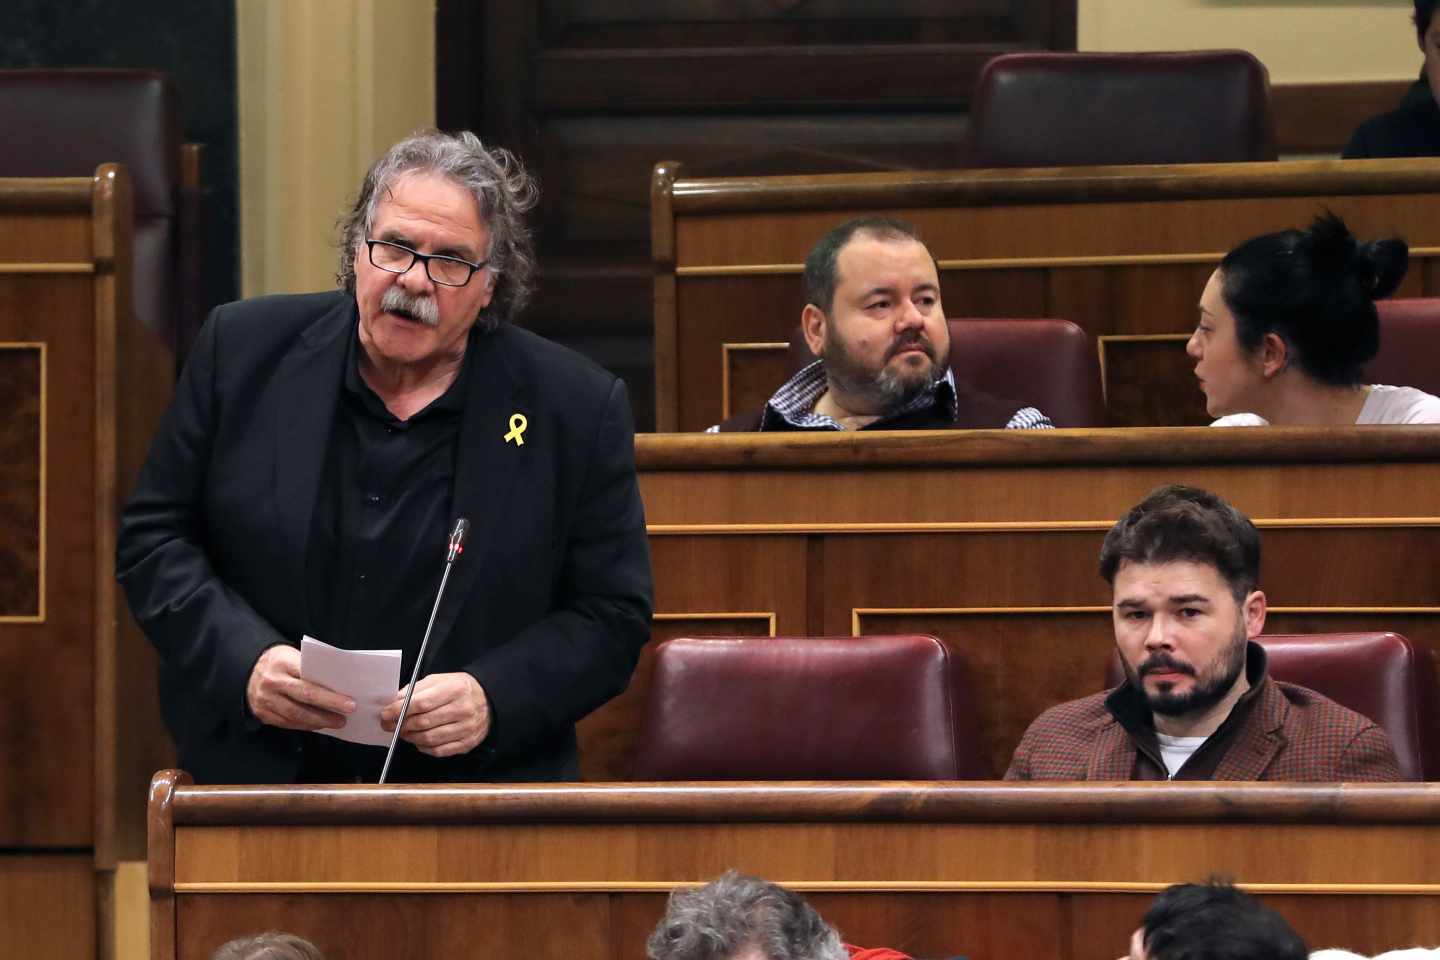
[633,635,985,780]
[0,69,194,366]
[788,318,1105,427]
[1371,298,1440,397]
[1105,633,1440,781]
[965,51,1276,168]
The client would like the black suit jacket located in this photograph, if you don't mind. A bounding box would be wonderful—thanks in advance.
[117,291,653,783]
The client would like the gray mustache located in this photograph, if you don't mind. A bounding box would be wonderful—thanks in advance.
[380,287,440,327]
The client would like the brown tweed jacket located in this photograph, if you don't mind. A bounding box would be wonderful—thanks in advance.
[1005,674,1403,781]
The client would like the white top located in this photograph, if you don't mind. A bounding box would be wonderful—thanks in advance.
[1211,384,1440,427]
[1154,732,1207,779]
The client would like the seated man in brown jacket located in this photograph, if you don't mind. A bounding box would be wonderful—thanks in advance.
[1006,484,1402,781]
[710,216,1052,432]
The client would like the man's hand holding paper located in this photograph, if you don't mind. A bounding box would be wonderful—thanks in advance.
[294,637,402,747]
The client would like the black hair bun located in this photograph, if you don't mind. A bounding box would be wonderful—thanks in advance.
[1355,237,1409,299]
[1307,212,1357,275]
[1306,212,1408,300]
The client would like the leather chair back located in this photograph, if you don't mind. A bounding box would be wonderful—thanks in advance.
[634,635,985,779]
[1371,298,1440,397]
[0,69,186,356]
[789,318,1105,427]
[966,51,1276,168]
[1105,632,1440,780]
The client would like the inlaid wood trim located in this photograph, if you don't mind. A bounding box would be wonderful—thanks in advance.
[721,341,788,419]
[853,606,1440,635]
[653,160,683,432]
[169,879,1440,896]
[666,159,1440,216]
[1097,333,1190,407]
[0,262,96,274]
[673,249,1440,277]
[637,427,1440,468]
[160,779,1440,824]
[648,518,1440,537]
[654,611,778,636]
[0,342,46,624]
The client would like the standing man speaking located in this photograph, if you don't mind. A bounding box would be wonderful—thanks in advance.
[118,131,652,784]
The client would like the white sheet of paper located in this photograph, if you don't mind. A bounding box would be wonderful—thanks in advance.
[300,635,402,747]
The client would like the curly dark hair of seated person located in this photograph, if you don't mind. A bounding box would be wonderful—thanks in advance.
[1098,484,1260,603]
[210,932,326,960]
[1417,0,1437,40]
[646,870,848,960]
[1217,212,1408,387]
[335,129,539,332]
[1141,879,1307,960]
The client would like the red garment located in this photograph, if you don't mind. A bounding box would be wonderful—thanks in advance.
[846,945,914,960]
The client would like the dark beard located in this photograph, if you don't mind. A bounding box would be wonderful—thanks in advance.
[1126,624,1248,718]
[820,327,944,414]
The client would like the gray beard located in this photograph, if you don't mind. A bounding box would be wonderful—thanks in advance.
[820,332,944,415]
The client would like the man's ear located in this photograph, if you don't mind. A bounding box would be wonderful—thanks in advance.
[1259,333,1289,379]
[1243,589,1267,639]
[801,303,827,358]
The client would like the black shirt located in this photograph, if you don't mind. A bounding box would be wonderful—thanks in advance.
[1342,96,1440,159]
[298,327,470,781]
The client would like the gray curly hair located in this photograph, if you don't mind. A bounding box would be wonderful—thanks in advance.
[646,871,848,960]
[337,129,539,330]
[211,931,324,960]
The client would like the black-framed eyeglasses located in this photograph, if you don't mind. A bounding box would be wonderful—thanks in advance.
[365,239,488,287]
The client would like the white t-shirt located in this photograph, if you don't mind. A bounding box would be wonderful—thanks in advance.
[1154,732,1207,779]
[1211,384,1440,426]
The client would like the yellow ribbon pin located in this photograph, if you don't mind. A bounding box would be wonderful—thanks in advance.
[504,413,528,446]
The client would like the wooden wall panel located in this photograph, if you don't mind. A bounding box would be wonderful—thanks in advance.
[1067,892,1440,960]
[0,170,174,960]
[175,893,611,960]
[723,342,790,421]
[0,275,96,847]
[162,887,1440,960]
[0,856,94,958]
[857,610,1110,778]
[154,781,1440,960]
[1100,336,1206,426]
[0,345,41,618]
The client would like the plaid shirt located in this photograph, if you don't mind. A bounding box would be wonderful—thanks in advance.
[1004,643,1403,781]
[707,360,1053,432]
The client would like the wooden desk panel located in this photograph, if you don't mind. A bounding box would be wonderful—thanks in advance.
[616,429,1440,779]
[150,775,1440,960]
[0,169,174,960]
[652,159,1440,430]
[0,856,95,958]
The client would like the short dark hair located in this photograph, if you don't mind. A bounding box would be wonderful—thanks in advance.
[1218,213,1408,387]
[803,216,927,314]
[1417,0,1436,40]
[646,871,846,960]
[1099,485,1260,602]
[212,932,324,960]
[1141,880,1307,960]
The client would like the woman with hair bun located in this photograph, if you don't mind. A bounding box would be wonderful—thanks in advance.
[1187,213,1440,425]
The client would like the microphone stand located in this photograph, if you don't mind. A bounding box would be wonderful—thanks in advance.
[379,518,469,785]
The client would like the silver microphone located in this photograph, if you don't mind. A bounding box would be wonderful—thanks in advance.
[378,517,470,784]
